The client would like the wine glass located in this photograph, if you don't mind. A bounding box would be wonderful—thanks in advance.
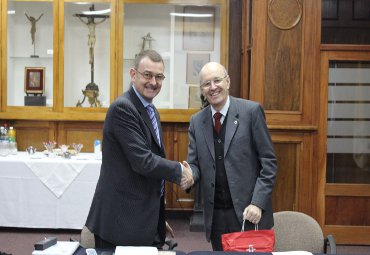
[43,141,56,153]
[72,143,83,155]
[59,144,69,154]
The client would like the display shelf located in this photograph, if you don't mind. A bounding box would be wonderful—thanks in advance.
[1,0,228,121]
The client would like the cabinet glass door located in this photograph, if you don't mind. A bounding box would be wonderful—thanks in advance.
[63,2,111,108]
[122,2,223,109]
[7,1,53,107]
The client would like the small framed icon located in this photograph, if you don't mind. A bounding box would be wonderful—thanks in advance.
[24,67,45,94]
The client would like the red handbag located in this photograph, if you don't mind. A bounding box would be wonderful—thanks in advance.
[221,221,275,252]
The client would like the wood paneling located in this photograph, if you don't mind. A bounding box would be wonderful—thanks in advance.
[270,132,316,216]
[11,120,56,152]
[265,21,302,111]
[246,0,321,219]
[325,196,370,226]
[272,142,298,212]
[250,0,320,126]
[228,0,243,98]
[56,122,104,152]
[163,123,194,210]
[325,225,370,244]
[322,0,370,44]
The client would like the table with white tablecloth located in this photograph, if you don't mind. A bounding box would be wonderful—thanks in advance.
[0,152,101,229]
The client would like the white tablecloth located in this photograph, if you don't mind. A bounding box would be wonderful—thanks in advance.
[0,152,101,229]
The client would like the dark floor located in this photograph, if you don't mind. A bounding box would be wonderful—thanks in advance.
[0,217,369,255]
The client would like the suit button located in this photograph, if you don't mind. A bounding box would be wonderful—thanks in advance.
[218,155,222,160]
[217,139,221,143]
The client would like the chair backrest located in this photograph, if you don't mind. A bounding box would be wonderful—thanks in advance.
[273,211,324,253]
[80,225,95,248]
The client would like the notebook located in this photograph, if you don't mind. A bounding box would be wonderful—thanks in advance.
[32,241,79,255]
[115,246,158,255]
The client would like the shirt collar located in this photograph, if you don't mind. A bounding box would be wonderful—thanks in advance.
[132,83,151,108]
[211,96,230,117]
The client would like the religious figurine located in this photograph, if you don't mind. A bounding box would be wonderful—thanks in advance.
[141,33,155,51]
[76,83,101,108]
[74,5,108,65]
[25,12,43,45]
[74,4,110,107]
[25,12,43,57]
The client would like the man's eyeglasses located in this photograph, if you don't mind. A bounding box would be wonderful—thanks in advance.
[200,75,228,89]
[136,69,166,81]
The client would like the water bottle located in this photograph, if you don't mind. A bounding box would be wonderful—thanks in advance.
[0,127,4,141]
[8,126,16,142]
[94,139,102,159]
[0,127,9,156]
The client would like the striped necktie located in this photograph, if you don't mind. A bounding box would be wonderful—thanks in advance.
[146,104,164,196]
[146,104,161,144]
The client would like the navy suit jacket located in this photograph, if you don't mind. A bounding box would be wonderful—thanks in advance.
[187,96,278,241]
[86,86,182,245]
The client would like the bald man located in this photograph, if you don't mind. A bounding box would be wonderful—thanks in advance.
[187,62,278,250]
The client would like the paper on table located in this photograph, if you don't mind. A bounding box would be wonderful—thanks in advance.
[115,246,158,255]
[32,241,79,255]
[272,251,313,255]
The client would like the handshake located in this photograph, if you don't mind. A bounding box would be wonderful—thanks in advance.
[180,161,194,190]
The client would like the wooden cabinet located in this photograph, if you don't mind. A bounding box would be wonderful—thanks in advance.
[0,0,229,211]
[247,0,321,217]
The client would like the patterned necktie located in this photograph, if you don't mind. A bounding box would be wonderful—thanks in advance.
[146,104,164,196]
[146,104,161,144]
[214,112,222,134]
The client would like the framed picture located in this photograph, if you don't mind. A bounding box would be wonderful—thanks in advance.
[24,67,45,94]
[186,53,210,84]
[188,85,202,109]
[183,6,215,51]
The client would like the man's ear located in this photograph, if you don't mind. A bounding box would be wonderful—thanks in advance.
[129,68,136,82]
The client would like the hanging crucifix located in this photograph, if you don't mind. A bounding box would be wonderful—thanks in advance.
[74,4,110,107]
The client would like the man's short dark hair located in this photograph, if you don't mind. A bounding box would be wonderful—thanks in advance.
[134,50,164,69]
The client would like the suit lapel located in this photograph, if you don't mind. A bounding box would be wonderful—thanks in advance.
[201,107,215,161]
[224,97,239,157]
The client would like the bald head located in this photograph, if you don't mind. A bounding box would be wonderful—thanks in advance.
[199,62,230,111]
[199,62,228,84]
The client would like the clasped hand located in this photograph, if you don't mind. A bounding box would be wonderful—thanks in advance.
[180,161,194,190]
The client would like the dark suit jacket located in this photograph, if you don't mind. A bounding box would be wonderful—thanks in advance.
[187,96,277,241]
[86,86,182,246]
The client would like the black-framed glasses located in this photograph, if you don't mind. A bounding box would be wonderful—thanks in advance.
[135,69,166,81]
[200,75,228,89]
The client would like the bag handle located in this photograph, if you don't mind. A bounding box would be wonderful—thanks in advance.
[241,220,258,232]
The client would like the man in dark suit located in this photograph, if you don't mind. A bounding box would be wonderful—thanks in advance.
[86,50,193,248]
[187,62,278,250]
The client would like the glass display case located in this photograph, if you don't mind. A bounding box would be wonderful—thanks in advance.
[1,0,228,120]
[6,1,53,107]
[63,2,111,108]
[121,1,225,109]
